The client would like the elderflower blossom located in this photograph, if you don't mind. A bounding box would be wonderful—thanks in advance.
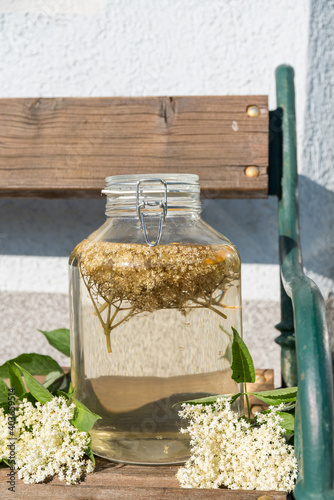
[0,396,94,484]
[176,398,298,492]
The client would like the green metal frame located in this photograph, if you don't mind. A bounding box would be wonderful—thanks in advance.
[270,65,334,499]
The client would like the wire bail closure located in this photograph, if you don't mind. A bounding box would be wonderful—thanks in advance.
[136,178,168,247]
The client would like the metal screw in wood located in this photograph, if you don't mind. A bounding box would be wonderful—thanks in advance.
[245,166,260,178]
[247,105,260,117]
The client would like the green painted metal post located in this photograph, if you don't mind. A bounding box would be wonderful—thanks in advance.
[269,106,298,388]
[275,64,334,499]
[275,281,298,388]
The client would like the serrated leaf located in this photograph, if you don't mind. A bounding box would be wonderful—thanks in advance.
[38,328,70,357]
[0,354,63,379]
[231,327,255,384]
[15,363,53,404]
[71,398,101,432]
[7,362,25,398]
[250,387,297,405]
[174,393,242,407]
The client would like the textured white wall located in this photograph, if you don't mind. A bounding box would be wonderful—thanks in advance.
[0,0,318,299]
[301,0,334,297]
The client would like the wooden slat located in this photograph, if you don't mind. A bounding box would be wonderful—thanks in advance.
[0,460,286,499]
[0,96,268,198]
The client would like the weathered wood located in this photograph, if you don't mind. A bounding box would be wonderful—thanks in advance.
[0,459,286,499]
[0,96,268,199]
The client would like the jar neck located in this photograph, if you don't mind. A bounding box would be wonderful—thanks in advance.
[103,174,202,218]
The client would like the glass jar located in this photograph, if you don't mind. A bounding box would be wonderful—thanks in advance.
[69,174,242,465]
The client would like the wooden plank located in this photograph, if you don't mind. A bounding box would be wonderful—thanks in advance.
[0,459,286,499]
[0,96,268,199]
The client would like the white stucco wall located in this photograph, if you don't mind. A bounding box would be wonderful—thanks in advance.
[0,0,314,294]
[301,0,334,297]
[0,0,332,377]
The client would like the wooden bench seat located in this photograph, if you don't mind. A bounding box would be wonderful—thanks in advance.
[0,95,268,198]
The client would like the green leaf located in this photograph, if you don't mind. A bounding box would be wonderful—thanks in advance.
[286,434,294,445]
[67,383,76,399]
[256,410,295,434]
[54,390,70,400]
[38,328,70,357]
[0,378,9,411]
[15,363,53,404]
[231,327,255,384]
[0,354,63,379]
[218,325,233,363]
[19,392,38,405]
[84,437,95,464]
[250,387,297,405]
[7,362,25,398]
[277,412,295,433]
[279,402,296,412]
[71,398,101,432]
[174,393,242,407]
[43,371,71,395]
[58,372,71,393]
[43,371,65,389]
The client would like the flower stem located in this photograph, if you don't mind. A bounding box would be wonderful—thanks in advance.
[191,299,227,319]
[80,268,106,329]
[110,309,136,331]
[104,324,112,353]
[244,383,251,423]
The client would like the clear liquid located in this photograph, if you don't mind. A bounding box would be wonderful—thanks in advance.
[69,247,242,464]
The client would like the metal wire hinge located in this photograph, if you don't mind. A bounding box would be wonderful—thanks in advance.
[136,179,168,247]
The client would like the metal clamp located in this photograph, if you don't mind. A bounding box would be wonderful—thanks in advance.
[136,178,167,247]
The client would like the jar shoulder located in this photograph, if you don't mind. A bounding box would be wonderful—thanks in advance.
[69,215,240,265]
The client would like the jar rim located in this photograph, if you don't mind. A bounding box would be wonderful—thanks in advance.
[104,173,199,188]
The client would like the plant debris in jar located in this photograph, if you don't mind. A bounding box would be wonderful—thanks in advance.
[74,241,240,353]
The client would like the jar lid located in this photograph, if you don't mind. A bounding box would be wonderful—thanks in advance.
[102,174,201,246]
[102,173,199,195]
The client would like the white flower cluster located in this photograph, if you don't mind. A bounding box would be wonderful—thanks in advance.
[176,398,298,492]
[0,396,94,484]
